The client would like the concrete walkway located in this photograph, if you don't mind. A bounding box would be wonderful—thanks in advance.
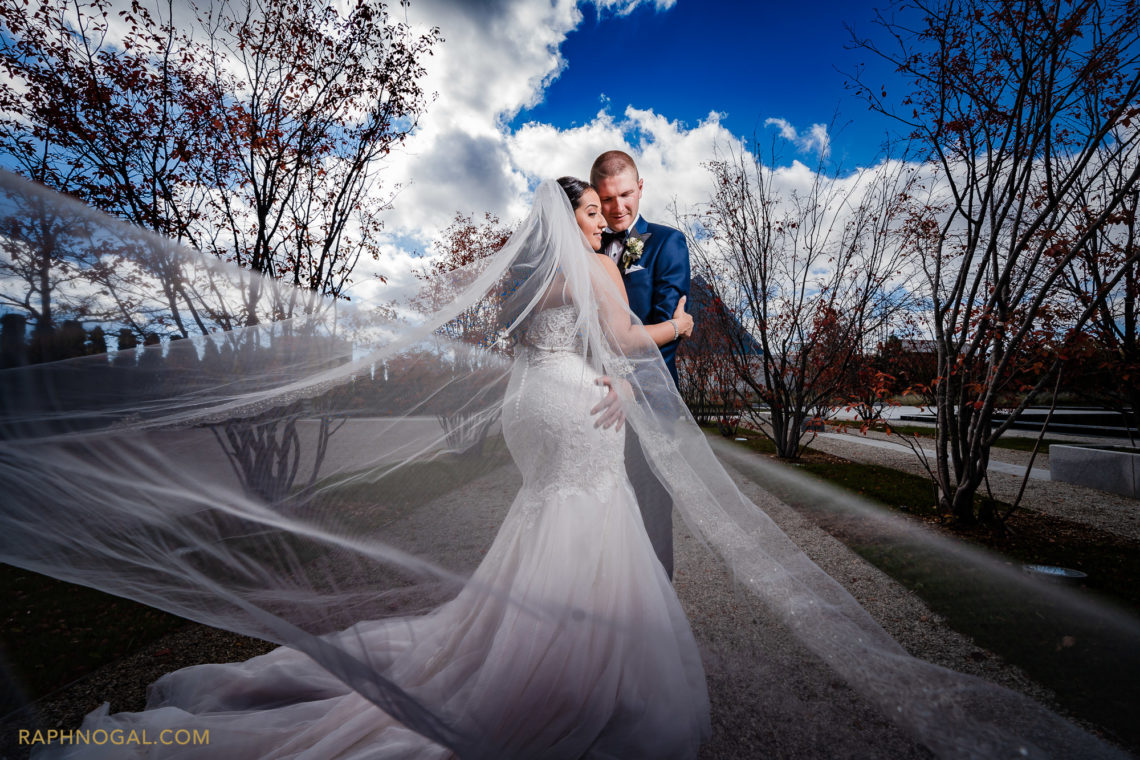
[815,432,1052,480]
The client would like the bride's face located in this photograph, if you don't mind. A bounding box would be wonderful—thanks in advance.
[574,188,607,251]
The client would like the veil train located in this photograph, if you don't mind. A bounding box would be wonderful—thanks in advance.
[0,171,1133,759]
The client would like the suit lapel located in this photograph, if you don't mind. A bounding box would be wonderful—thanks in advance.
[618,216,652,322]
[634,216,652,268]
[634,215,649,239]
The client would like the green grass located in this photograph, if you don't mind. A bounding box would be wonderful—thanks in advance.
[729,426,980,517]
[796,460,941,516]
[1,567,187,700]
[716,425,1140,751]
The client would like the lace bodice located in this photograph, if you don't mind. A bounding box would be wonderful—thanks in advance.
[504,304,626,501]
[522,305,582,352]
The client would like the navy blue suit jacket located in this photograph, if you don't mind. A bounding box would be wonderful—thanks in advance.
[620,216,690,387]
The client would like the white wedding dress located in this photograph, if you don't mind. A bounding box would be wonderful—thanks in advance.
[50,304,710,760]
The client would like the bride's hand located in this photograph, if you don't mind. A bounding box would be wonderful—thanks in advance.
[672,296,693,339]
[591,375,631,432]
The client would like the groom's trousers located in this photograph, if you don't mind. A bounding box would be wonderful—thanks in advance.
[625,427,674,580]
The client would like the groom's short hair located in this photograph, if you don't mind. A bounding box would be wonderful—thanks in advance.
[590,151,639,185]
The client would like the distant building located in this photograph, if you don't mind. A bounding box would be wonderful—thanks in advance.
[683,275,763,357]
[679,276,768,404]
[897,338,937,355]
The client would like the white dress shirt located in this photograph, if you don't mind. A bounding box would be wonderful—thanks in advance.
[604,214,641,263]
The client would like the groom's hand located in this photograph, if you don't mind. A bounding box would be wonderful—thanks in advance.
[591,376,627,431]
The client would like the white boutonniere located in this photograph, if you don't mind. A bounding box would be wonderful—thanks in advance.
[619,231,651,273]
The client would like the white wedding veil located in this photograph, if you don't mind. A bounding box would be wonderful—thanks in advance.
[0,170,1134,758]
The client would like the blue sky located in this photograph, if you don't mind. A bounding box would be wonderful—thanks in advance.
[509,1,902,169]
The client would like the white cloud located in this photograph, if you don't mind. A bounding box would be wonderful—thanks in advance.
[502,106,740,225]
[764,118,831,157]
[592,0,677,15]
[617,107,736,219]
[368,0,680,282]
[384,0,585,226]
[507,111,624,184]
[359,1,849,293]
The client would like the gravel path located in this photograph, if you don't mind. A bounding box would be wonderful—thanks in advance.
[0,439,1111,759]
[681,456,1043,758]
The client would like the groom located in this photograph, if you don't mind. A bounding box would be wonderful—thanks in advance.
[591,150,690,580]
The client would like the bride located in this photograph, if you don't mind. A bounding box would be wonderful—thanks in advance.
[0,170,1130,760]
[29,177,708,759]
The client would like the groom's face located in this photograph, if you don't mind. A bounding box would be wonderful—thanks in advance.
[595,169,643,233]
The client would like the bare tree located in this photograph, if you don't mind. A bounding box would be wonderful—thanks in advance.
[1057,163,1139,442]
[0,190,102,356]
[413,212,515,454]
[1,0,440,334]
[415,212,515,352]
[196,0,441,323]
[676,277,744,426]
[851,0,1140,522]
[0,0,226,337]
[687,144,917,458]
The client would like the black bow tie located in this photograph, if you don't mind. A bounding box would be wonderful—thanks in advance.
[601,230,625,250]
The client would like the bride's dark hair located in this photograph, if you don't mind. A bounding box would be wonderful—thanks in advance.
[500,177,591,339]
[556,176,592,208]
